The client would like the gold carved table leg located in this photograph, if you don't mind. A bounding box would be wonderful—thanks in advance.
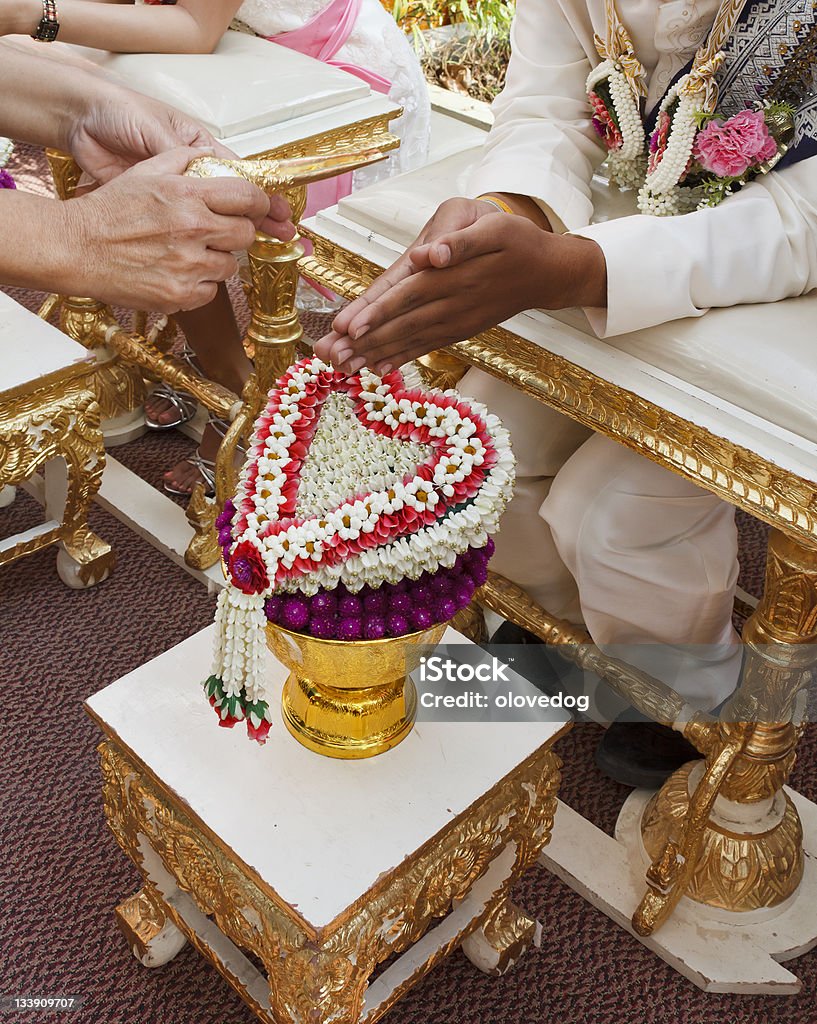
[116,887,188,968]
[0,374,115,587]
[631,527,817,940]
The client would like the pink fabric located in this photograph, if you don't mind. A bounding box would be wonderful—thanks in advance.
[266,0,392,95]
[268,0,393,297]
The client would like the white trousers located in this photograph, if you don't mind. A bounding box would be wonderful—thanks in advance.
[461,369,743,708]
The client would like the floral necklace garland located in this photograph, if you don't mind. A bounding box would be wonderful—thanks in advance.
[587,0,793,216]
[204,357,515,743]
[0,138,15,190]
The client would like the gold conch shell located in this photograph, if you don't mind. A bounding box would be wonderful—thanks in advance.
[184,148,386,192]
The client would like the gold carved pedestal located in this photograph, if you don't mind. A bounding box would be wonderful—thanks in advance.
[632,528,816,933]
[0,365,115,587]
[99,739,561,1023]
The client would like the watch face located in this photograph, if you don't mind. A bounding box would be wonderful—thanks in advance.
[36,17,60,41]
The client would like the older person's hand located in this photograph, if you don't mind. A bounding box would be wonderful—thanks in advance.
[63,147,274,312]
[67,86,295,240]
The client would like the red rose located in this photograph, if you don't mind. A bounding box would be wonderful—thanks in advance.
[228,540,269,595]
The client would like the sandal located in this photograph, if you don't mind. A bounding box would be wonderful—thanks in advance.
[145,341,202,431]
[144,381,198,431]
[164,449,217,498]
[162,413,246,499]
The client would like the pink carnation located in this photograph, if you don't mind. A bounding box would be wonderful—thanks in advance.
[693,109,778,179]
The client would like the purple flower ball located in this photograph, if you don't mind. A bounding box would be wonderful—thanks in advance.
[215,499,236,530]
[391,579,409,594]
[411,582,432,606]
[386,613,411,638]
[435,597,458,622]
[338,616,363,641]
[281,596,310,632]
[310,591,338,617]
[363,591,388,615]
[453,580,475,609]
[363,616,387,640]
[484,538,495,558]
[388,593,413,616]
[410,606,435,631]
[471,562,489,587]
[264,596,283,622]
[430,574,453,596]
[218,526,232,548]
[310,615,337,640]
[0,170,16,190]
[338,594,362,617]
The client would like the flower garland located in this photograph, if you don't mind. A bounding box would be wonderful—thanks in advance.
[586,0,792,216]
[587,61,646,190]
[205,357,515,743]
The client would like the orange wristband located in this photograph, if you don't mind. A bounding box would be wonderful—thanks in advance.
[475,194,515,215]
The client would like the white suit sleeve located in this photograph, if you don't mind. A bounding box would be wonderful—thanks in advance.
[574,155,817,337]
[467,0,604,233]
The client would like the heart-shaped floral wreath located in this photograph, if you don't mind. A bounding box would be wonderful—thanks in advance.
[205,357,515,742]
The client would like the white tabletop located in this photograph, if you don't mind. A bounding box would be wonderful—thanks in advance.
[0,292,94,395]
[64,33,371,139]
[86,625,567,931]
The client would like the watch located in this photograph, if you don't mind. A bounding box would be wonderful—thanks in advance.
[32,0,60,41]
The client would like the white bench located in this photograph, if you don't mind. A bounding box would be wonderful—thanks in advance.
[0,292,114,587]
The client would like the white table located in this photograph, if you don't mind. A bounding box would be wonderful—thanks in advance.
[86,626,569,1024]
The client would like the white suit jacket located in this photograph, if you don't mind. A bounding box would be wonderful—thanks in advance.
[468,0,817,337]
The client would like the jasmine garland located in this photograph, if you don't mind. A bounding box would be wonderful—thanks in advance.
[206,357,515,743]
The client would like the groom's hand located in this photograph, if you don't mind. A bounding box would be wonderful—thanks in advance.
[315,214,606,375]
[315,197,500,367]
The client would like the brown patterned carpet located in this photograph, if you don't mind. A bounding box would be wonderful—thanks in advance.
[2,142,816,1024]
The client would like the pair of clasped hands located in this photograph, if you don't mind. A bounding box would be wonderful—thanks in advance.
[316,194,607,375]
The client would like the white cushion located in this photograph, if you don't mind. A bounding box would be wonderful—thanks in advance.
[333,148,817,448]
[64,32,369,139]
[0,293,93,395]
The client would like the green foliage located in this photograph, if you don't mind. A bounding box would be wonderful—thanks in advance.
[693,109,717,129]
[392,0,514,37]
[393,0,514,101]
[697,174,740,207]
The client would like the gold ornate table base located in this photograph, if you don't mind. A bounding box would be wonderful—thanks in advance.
[1,367,115,588]
[101,739,560,1024]
[87,625,568,1024]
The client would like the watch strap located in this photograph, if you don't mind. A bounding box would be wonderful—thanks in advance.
[32,0,60,42]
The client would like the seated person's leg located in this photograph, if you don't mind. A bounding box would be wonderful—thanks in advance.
[545,434,742,785]
[459,367,592,623]
[145,282,253,495]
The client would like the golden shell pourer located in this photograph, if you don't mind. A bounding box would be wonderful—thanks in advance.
[184,148,386,191]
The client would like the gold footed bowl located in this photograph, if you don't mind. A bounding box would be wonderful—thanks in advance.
[266,621,447,759]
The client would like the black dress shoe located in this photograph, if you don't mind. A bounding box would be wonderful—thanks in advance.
[595,713,702,789]
[489,621,562,696]
[489,622,589,717]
